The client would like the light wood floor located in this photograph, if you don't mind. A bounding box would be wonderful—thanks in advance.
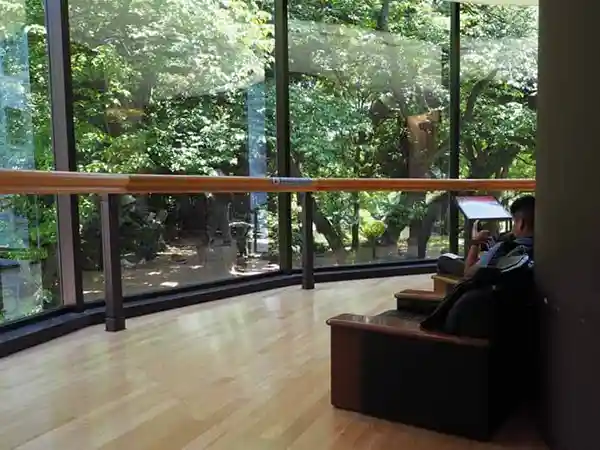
[0,275,546,450]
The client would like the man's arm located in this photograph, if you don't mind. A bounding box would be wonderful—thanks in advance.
[465,241,505,278]
[462,229,493,278]
[463,244,481,278]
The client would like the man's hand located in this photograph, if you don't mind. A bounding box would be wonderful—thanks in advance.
[472,229,491,244]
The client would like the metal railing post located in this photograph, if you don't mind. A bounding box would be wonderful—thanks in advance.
[101,194,125,331]
[301,192,315,289]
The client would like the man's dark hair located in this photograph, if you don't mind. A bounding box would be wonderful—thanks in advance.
[510,195,535,229]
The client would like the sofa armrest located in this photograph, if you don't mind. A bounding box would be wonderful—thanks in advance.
[394,290,444,314]
[327,313,488,347]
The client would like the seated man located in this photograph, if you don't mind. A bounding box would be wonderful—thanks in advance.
[437,195,535,278]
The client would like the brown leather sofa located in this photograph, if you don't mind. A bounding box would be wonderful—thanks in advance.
[327,311,528,441]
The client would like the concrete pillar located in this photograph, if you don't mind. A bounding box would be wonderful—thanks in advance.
[536,1,600,448]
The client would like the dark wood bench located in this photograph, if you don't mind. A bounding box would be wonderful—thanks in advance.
[327,312,522,441]
[393,275,460,309]
[393,274,461,311]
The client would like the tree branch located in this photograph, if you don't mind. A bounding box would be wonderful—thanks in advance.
[462,69,499,125]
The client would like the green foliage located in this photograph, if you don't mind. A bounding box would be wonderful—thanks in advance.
[361,220,385,240]
[2,0,538,317]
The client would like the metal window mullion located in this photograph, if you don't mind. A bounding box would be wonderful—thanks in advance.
[448,2,461,254]
[44,0,84,309]
[274,0,292,273]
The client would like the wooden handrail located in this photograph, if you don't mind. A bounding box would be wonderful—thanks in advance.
[0,169,535,194]
[0,170,130,194]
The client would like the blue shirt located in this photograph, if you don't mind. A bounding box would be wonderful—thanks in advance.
[477,236,534,268]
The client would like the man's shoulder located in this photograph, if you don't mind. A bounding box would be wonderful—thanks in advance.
[513,237,534,254]
[503,238,534,261]
[514,236,534,246]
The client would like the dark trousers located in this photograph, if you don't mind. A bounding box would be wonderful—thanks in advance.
[437,254,465,277]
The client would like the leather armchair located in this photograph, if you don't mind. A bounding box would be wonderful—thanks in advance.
[327,312,524,441]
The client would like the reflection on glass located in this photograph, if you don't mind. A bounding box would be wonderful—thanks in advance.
[0,196,59,322]
[459,4,538,181]
[457,4,538,251]
[67,0,278,299]
[288,1,450,266]
[0,1,59,322]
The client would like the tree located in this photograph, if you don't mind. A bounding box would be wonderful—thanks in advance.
[0,0,539,320]
[285,1,537,258]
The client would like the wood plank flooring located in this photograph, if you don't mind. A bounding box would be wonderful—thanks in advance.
[0,275,547,450]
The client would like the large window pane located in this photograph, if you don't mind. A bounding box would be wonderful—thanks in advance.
[307,191,449,267]
[0,1,60,322]
[458,4,537,252]
[459,4,537,180]
[67,0,278,300]
[82,191,279,300]
[288,0,450,266]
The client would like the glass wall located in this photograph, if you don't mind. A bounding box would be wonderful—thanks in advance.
[66,0,278,299]
[306,190,451,266]
[460,3,537,179]
[287,0,451,267]
[458,3,538,251]
[0,0,540,320]
[0,0,60,322]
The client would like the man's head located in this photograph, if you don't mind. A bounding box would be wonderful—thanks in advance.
[510,195,535,237]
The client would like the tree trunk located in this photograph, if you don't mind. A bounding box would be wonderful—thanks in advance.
[41,244,60,309]
[406,216,424,258]
[377,0,391,31]
[413,192,451,258]
[290,157,348,263]
[383,111,441,246]
[296,192,347,261]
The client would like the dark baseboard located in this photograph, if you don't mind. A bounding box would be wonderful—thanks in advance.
[314,261,435,283]
[0,261,436,358]
[123,273,302,318]
[0,305,81,332]
[123,262,436,318]
[0,309,104,358]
